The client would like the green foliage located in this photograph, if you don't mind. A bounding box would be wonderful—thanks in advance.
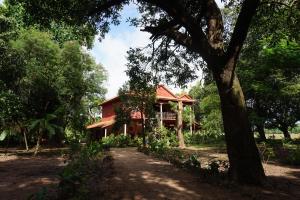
[3,1,96,47]
[208,161,220,174]
[184,131,225,145]
[258,139,300,166]
[116,51,157,145]
[101,134,141,148]
[0,26,107,145]
[183,154,201,169]
[239,39,300,136]
[189,82,224,144]
[29,114,62,138]
[58,142,110,199]
[148,127,178,153]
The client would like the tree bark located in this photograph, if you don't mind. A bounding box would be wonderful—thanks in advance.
[257,124,267,141]
[177,100,185,148]
[141,110,146,147]
[34,133,42,156]
[23,130,29,151]
[214,70,265,184]
[281,125,291,140]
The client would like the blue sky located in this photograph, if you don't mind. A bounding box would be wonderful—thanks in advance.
[90,4,154,98]
[1,0,222,99]
[91,1,223,98]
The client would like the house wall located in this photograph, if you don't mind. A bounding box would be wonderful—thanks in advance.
[102,100,120,120]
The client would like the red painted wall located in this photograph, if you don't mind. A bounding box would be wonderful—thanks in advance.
[102,99,120,121]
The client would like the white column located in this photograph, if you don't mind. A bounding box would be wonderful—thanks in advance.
[124,124,127,136]
[160,103,163,127]
[104,128,107,138]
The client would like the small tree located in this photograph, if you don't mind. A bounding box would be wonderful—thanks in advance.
[29,114,62,155]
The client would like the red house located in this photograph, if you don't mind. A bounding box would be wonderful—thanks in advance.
[87,85,196,138]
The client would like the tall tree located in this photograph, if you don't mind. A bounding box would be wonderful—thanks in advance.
[116,48,156,146]
[13,0,297,183]
[1,27,107,146]
[239,39,300,140]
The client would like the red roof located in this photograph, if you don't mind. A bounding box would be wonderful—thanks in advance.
[101,85,196,105]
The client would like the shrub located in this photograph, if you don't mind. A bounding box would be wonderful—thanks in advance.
[58,142,112,199]
[101,134,142,148]
[274,145,300,165]
[183,154,201,169]
[184,131,224,145]
[147,126,179,152]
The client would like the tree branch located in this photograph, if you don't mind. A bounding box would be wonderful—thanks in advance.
[226,0,261,66]
[87,0,127,16]
[142,26,194,50]
[140,0,216,62]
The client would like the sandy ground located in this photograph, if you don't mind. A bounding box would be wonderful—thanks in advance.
[104,148,300,200]
[0,147,299,200]
[0,150,65,200]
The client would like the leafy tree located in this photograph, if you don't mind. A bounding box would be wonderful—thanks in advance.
[116,49,157,146]
[2,0,96,47]
[29,114,62,155]
[189,82,224,137]
[1,27,107,147]
[239,39,300,140]
[13,0,300,183]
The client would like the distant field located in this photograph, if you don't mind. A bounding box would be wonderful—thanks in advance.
[255,133,300,140]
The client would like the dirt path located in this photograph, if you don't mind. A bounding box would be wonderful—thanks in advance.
[0,152,65,200]
[104,148,295,200]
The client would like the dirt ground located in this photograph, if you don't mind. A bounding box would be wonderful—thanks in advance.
[0,149,66,200]
[105,148,300,200]
[0,147,299,200]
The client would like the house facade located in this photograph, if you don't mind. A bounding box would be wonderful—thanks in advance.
[87,85,196,138]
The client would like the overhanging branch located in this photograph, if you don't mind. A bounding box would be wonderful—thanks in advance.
[87,0,127,16]
[226,0,261,66]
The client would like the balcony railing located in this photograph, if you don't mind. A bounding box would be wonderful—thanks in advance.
[156,112,176,120]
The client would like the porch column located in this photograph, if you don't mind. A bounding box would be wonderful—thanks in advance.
[104,128,107,138]
[124,124,127,136]
[160,103,163,127]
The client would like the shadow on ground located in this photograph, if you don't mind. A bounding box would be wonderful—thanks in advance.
[104,148,300,200]
[0,149,66,200]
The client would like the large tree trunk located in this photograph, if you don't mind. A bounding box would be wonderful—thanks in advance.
[214,71,265,184]
[177,100,185,148]
[257,124,266,141]
[281,125,291,140]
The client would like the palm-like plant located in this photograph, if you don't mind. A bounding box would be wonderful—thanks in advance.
[29,114,63,155]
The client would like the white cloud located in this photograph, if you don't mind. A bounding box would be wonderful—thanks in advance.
[91,29,151,98]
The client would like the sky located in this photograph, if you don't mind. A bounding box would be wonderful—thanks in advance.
[90,1,223,99]
[1,0,222,99]
[90,4,154,98]
[90,4,203,99]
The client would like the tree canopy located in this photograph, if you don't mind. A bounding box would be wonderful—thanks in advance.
[4,0,300,184]
[0,16,107,148]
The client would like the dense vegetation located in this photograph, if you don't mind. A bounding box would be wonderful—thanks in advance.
[0,0,299,188]
[0,3,107,153]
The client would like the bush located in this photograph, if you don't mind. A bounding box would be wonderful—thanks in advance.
[184,131,224,145]
[101,134,142,148]
[147,126,178,152]
[183,154,201,169]
[58,142,112,199]
[274,145,300,165]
